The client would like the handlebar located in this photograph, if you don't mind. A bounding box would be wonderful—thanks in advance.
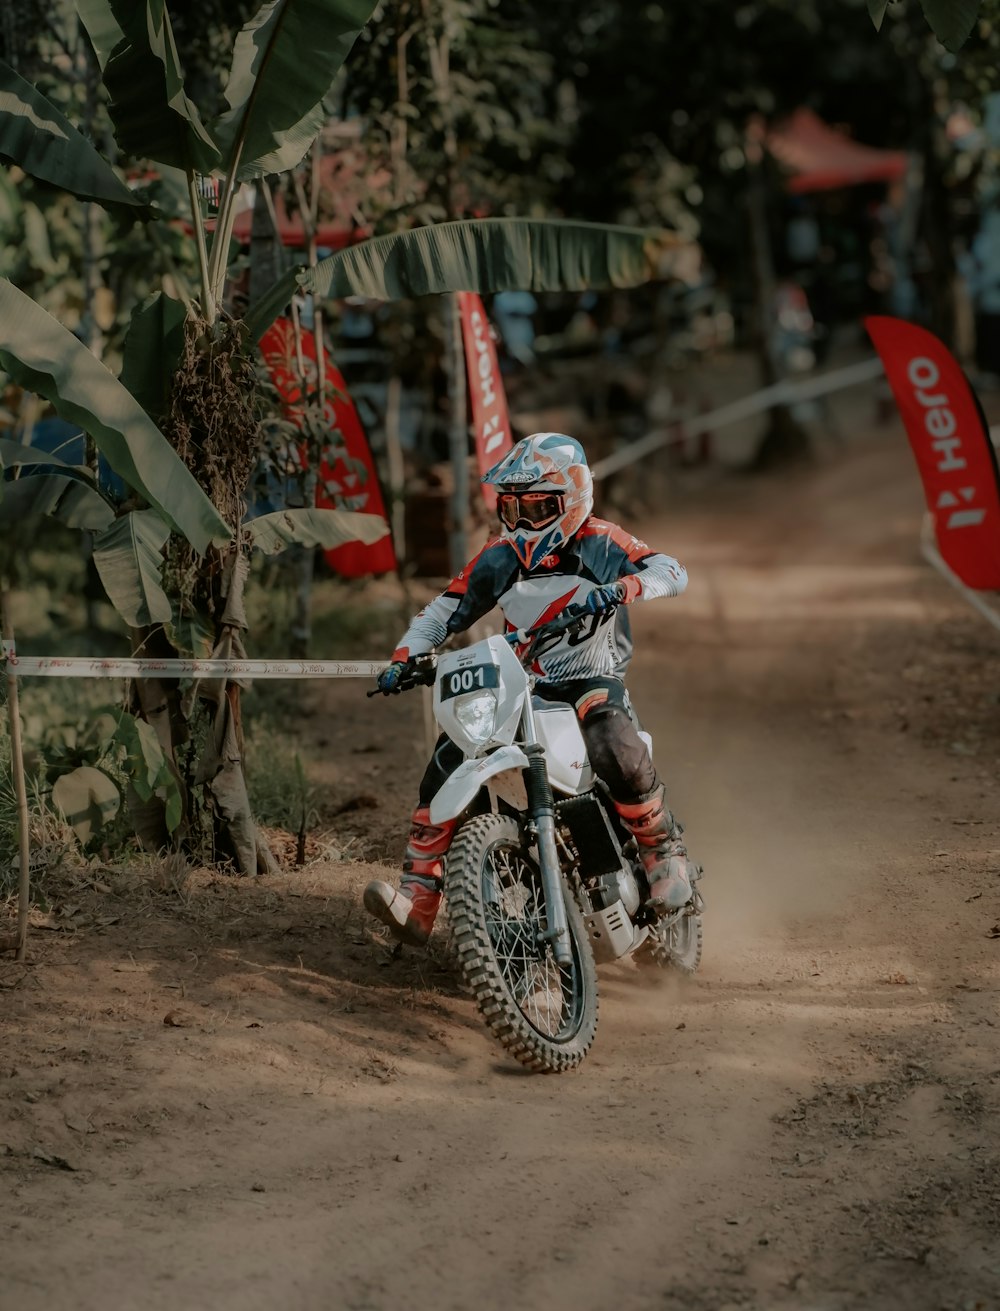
[368,602,615,697]
[365,653,437,697]
[515,603,593,646]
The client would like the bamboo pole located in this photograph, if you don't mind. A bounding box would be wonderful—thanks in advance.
[1,590,31,961]
[385,373,407,562]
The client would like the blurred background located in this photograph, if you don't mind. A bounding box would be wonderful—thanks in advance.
[6,0,1000,545]
[4,0,1000,850]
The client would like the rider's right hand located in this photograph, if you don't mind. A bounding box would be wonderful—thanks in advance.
[376,661,409,695]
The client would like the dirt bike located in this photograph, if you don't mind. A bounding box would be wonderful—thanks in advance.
[370,606,704,1073]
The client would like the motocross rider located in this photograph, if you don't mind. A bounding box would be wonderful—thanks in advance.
[364,432,694,948]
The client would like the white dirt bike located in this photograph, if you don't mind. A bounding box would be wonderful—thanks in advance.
[372,606,704,1073]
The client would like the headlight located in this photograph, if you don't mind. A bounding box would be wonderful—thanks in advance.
[454,689,498,745]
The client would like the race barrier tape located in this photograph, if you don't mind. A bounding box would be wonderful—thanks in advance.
[590,356,885,481]
[0,652,385,680]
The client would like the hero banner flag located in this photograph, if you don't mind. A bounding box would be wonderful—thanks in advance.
[458,292,513,508]
[865,315,1000,590]
[259,317,396,578]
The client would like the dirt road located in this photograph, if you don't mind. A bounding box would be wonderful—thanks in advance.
[5,430,1000,1310]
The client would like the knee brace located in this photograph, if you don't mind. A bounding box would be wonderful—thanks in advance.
[580,703,656,801]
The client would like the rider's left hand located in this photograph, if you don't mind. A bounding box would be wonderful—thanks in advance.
[376,661,409,694]
[583,581,627,616]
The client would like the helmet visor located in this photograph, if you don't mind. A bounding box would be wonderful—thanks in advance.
[498,491,564,531]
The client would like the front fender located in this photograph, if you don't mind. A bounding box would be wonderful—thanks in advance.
[429,745,531,825]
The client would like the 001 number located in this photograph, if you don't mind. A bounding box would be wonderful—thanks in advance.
[449,667,486,694]
[442,663,499,699]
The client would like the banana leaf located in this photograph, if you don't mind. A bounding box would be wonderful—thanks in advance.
[0,437,78,470]
[22,203,61,275]
[0,469,115,531]
[213,0,378,180]
[92,509,172,627]
[81,0,220,174]
[0,60,146,212]
[0,280,230,553]
[244,506,389,555]
[918,0,980,50]
[52,766,120,845]
[76,0,124,73]
[120,290,188,423]
[114,713,182,834]
[246,218,670,341]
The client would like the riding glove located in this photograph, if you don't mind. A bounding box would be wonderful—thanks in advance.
[376,661,409,694]
[583,581,628,616]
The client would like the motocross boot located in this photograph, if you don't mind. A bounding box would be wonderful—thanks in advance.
[363,807,458,947]
[614,782,693,910]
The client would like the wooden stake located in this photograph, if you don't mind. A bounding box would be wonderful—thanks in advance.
[385,373,407,562]
[1,590,31,961]
[446,293,469,576]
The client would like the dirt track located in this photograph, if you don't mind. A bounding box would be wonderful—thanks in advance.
[5,429,1000,1310]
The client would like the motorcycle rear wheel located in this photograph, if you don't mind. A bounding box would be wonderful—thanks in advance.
[635,905,703,974]
[445,813,598,1073]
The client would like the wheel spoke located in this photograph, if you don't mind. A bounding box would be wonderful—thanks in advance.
[481,842,577,1039]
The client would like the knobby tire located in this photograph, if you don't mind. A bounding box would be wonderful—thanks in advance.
[445,813,598,1073]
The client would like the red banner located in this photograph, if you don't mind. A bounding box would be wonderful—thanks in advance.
[865,315,1000,589]
[458,292,513,508]
[258,317,396,578]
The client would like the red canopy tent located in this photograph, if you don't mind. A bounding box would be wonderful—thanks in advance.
[228,149,383,249]
[230,187,367,250]
[766,108,908,193]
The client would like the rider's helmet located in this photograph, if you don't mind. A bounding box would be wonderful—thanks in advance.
[482,433,594,570]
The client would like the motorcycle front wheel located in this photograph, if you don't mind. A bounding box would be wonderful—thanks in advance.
[445,813,599,1073]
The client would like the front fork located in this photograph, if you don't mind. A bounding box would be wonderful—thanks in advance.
[520,698,573,968]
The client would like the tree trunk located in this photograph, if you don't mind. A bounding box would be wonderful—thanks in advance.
[919,113,956,347]
[747,148,810,470]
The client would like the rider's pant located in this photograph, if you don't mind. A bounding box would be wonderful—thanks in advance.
[416,675,657,810]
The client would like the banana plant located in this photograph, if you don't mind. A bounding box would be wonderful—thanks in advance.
[0,0,682,872]
[866,0,980,52]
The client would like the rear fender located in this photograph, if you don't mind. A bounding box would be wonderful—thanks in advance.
[429,746,530,825]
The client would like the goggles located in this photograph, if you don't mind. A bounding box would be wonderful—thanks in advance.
[497,491,564,531]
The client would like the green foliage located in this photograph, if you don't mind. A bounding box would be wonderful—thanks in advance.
[347,0,573,225]
[30,703,182,847]
[247,217,664,339]
[52,764,120,844]
[0,279,230,552]
[867,0,982,50]
[82,0,221,174]
[0,59,145,212]
[92,510,172,626]
[120,290,189,423]
[36,707,125,849]
[0,438,79,471]
[166,606,214,660]
[113,712,182,834]
[0,470,115,532]
[242,715,314,830]
[212,0,379,180]
[245,506,390,555]
[917,0,982,50]
[0,716,69,897]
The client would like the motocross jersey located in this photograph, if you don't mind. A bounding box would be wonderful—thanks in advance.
[392,517,687,684]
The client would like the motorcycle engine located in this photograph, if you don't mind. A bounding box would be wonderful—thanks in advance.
[591,867,642,917]
[583,866,643,963]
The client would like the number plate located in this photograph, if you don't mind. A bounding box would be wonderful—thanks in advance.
[440,663,500,700]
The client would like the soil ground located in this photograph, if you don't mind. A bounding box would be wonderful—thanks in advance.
[5,414,1000,1311]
